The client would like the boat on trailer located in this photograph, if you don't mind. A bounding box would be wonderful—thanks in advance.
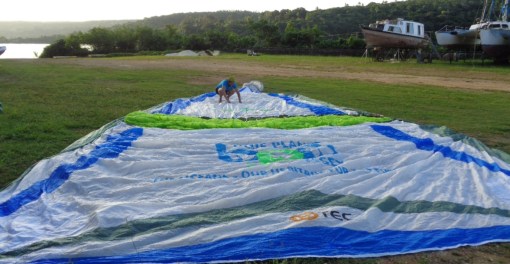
[479,0,510,61]
[360,18,429,49]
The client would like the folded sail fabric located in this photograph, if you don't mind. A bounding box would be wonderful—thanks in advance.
[1,89,509,263]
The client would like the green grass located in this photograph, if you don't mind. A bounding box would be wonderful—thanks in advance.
[0,60,205,187]
[1,55,509,190]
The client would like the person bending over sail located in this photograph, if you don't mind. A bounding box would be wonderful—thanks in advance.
[216,77,241,103]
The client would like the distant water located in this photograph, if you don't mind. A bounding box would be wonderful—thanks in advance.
[0,43,50,59]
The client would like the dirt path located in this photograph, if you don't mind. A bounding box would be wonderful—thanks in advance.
[49,57,510,92]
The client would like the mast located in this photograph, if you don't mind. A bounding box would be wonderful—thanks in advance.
[489,0,495,21]
[481,0,489,22]
[502,0,510,22]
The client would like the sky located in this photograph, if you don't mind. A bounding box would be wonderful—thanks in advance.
[2,0,388,22]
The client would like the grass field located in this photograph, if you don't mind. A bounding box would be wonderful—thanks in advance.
[1,54,510,263]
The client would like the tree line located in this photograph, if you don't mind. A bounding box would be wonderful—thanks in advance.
[40,22,366,57]
[41,0,493,57]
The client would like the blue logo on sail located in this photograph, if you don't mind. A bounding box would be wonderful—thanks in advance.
[215,141,339,164]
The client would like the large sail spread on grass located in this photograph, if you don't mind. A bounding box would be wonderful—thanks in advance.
[2,86,510,263]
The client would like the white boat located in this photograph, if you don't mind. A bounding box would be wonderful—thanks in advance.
[360,18,429,49]
[434,24,484,49]
[435,0,502,51]
[478,0,510,60]
[479,21,510,58]
[0,46,6,56]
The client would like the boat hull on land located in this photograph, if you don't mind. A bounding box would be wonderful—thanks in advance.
[479,22,510,59]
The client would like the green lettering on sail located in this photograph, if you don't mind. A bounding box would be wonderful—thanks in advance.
[257,149,304,164]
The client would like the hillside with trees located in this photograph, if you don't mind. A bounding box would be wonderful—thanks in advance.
[35,0,495,57]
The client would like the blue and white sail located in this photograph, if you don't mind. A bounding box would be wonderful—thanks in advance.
[1,87,510,263]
